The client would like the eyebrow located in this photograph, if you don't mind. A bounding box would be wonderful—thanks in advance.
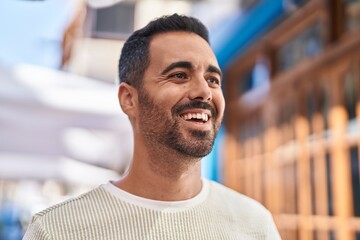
[207,65,222,78]
[161,61,193,75]
[161,61,222,78]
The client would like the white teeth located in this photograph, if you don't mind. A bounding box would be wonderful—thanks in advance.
[181,113,209,122]
[202,113,207,121]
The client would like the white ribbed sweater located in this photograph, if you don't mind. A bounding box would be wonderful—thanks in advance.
[24,180,281,240]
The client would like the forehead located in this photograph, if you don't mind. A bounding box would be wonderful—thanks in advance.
[148,31,219,69]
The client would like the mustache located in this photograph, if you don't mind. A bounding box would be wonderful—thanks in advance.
[172,101,217,118]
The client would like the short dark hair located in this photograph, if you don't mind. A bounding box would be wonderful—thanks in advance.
[118,14,209,88]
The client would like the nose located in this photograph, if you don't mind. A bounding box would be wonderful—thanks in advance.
[188,76,212,102]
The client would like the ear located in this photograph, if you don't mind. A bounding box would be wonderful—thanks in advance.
[118,82,138,119]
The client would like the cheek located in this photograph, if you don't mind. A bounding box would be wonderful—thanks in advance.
[158,86,187,105]
[214,92,225,116]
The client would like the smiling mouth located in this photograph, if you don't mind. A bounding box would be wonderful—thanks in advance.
[180,113,209,123]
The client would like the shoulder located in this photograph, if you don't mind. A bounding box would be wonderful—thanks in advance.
[207,180,265,207]
[27,185,113,237]
[32,186,105,222]
[24,186,120,239]
[204,180,281,239]
[25,186,118,239]
[205,179,272,219]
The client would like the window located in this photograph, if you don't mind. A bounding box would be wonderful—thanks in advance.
[344,70,358,120]
[310,156,317,214]
[326,152,334,216]
[350,146,360,217]
[306,91,315,134]
[355,232,360,240]
[238,57,270,96]
[238,70,253,96]
[87,2,135,39]
[329,231,336,240]
[293,0,309,5]
[344,0,360,32]
[284,0,310,12]
[319,86,330,131]
[277,22,324,71]
[240,0,262,11]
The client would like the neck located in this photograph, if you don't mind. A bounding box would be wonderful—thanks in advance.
[114,140,203,201]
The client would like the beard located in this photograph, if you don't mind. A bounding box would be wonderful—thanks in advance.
[138,88,221,158]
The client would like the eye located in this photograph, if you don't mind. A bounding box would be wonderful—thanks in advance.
[207,77,220,86]
[169,72,188,80]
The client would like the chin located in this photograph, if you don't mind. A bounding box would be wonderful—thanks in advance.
[177,138,215,158]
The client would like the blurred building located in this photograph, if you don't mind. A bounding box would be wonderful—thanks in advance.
[213,0,360,240]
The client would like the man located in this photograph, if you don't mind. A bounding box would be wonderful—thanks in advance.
[24,14,281,239]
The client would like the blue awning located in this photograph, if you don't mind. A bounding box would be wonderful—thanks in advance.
[210,0,287,69]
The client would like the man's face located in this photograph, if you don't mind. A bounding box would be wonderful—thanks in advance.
[137,31,225,158]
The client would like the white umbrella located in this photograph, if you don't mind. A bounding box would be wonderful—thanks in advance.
[0,64,133,183]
